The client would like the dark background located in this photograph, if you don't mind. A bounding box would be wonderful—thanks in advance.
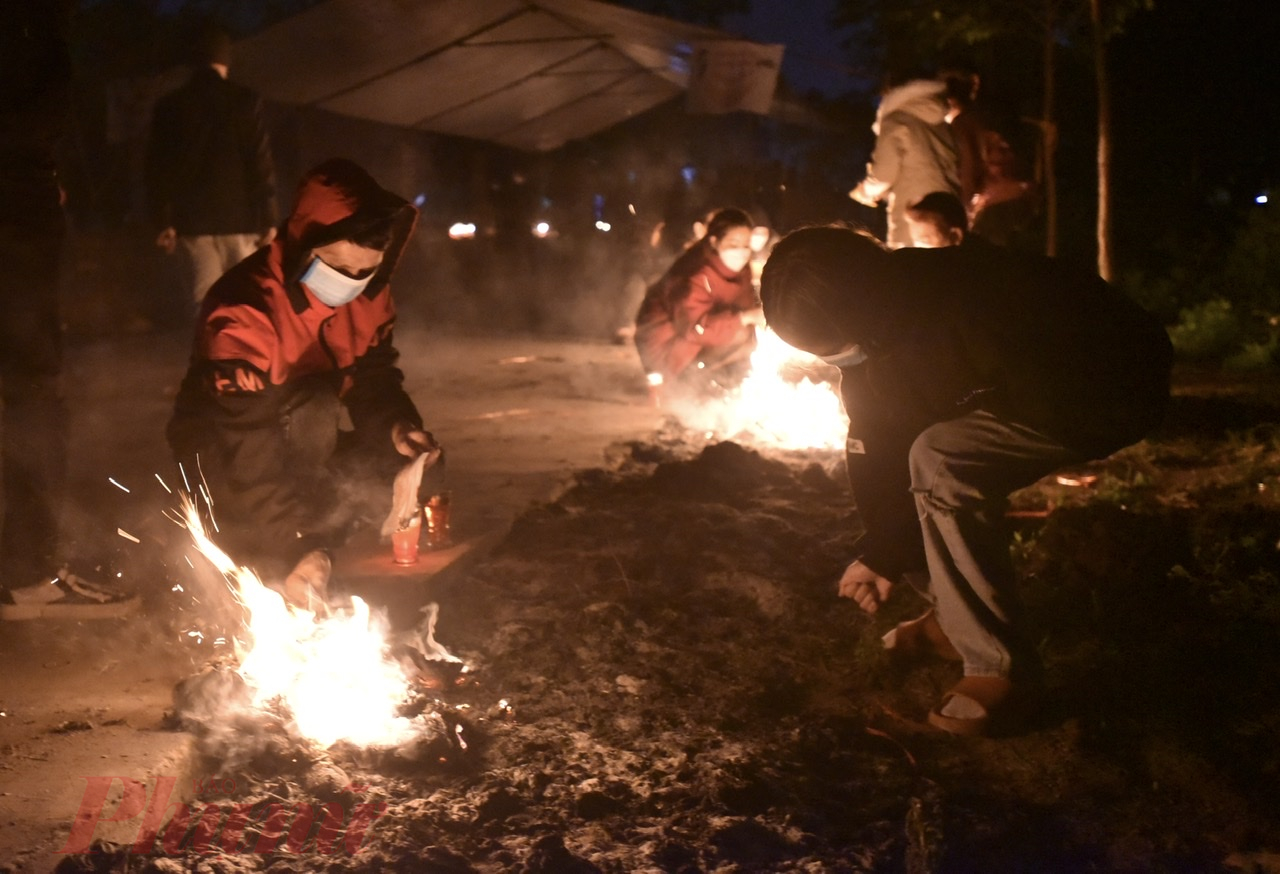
[56,0,1280,339]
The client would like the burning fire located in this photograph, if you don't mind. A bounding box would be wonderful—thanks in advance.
[178,496,454,749]
[673,328,847,451]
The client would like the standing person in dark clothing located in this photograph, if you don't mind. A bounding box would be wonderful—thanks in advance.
[146,21,278,307]
[167,159,442,609]
[633,207,764,398]
[1,1,137,619]
[760,226,1171,736]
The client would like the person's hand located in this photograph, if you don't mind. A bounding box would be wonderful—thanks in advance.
[739,307,767,328]
[155,227,177,254]
[257,226,278,248]
[391,421,439,457]
[837,559,893,614]
[848,183,878,208]
[281,548,331,615]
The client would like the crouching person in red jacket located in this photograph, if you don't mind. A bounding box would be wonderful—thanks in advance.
[633,207,765,400]
[168,158,441,608]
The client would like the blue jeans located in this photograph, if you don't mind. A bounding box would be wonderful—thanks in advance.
[909,410,1080,679]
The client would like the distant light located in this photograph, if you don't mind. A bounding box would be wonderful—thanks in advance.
[532,221,552,238]
[448,222,476,240]
[750,226,770,252]
[1258,194,1270,205]
[669,42,692,76]
[628,203,637,216]
[595,220,612,233]
[413,193,427,208]
[681,164,696,186]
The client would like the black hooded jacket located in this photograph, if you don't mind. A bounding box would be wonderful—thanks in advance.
[828,241,1171,580]
[145,66,277,236]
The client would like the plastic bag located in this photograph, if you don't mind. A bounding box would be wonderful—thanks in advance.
[380,448,442,538]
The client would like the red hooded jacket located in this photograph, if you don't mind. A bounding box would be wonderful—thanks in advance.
[633,239,758,379]
[167,159,421,559]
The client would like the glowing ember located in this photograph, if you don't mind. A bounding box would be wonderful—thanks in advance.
[671,328,847,451]
[178,497,453,749]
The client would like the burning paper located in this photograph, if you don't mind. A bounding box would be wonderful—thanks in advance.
[178,497,458,750]
[669,328,847,451]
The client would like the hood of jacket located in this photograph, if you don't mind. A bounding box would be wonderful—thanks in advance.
[760,227,899,357]
[871,79,949,135]
[281,158,417,313]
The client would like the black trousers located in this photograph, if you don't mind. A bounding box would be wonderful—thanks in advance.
[0,217,67,584]
[171,381,444,574]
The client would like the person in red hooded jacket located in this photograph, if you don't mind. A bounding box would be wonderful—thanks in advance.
[633,207,765,396]
[167,158,440,605]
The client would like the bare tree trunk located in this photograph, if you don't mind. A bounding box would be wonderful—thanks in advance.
[1042,0,1058,258]
[1090,0,1113,280]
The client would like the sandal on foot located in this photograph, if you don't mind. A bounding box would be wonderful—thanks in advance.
[0,569,140,621]
[881,609,962,663]
[927,676,1015,737]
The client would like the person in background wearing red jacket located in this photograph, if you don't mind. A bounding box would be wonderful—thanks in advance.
[633,207,764,399]
[167,159,440,607]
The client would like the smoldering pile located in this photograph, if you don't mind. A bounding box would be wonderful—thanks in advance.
[65,439,930,873]
[166,603,477,775]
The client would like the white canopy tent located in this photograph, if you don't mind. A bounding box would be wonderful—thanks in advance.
[232,0,783,152]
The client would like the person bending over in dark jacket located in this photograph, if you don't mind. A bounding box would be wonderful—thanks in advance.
[633,207,765,398]
[760,225,1171,736]
[168,158,441,608]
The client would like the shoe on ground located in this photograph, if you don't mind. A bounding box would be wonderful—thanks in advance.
[0,568,140,621]
[927,676,1020,737]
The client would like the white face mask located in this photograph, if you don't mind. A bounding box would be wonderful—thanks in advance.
[820,344,867,368]
[300,256,373,307]
[718,247,751,274]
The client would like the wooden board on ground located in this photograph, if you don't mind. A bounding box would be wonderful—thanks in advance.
[336,524,479,580]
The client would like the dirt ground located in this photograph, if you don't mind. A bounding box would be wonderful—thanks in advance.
[0,327,661,872]
[4,325,1280,873]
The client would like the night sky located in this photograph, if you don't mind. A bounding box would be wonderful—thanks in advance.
[1112,0,1280,198]
[722,0,866,97]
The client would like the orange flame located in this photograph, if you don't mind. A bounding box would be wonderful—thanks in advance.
[671,328,847,450]
[179,496,430,748]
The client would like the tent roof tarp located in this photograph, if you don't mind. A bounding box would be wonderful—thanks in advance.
[233,0,780,152]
